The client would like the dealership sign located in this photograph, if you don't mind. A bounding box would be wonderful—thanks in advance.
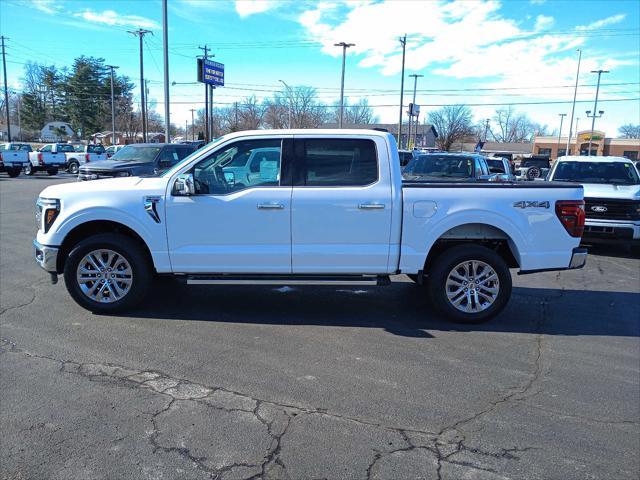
[197,59,224,87]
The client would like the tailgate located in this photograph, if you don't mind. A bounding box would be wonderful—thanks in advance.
[3,151,29,164]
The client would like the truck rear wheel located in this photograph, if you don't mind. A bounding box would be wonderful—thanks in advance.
[67,161,79,174]
[63,233,152,313]
[426,244,511,323]
[7,167,21,178]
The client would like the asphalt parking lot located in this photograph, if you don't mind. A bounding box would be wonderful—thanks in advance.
[1,174,639,480]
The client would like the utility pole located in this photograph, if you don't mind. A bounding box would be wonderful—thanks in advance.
[189,108,196,141]
[408,74,423,149]
[334,42,355,128]
[278,79,293,128]
[1,36,11,142]
[397,35,406,148]
[586,69,608,156]
[128,29,152,142]
[185,119,187,139]
[566,49,581,156]
[198,45,210,142]
[556,113,566,159]
[234,102,238,130]
[107,65,119,146]
[209,84,214,138]
[145,79,150,134]
[162,0,170,143]
[483,118,490,142]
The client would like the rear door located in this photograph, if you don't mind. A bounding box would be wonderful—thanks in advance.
[290,136,393,274]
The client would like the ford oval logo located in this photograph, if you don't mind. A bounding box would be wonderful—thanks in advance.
[591,205,608,213]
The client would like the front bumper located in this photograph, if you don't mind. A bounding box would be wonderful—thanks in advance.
[583,219,640,243]
[33,239,59,273]
[518,247,587,275]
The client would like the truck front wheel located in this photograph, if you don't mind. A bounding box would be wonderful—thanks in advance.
[427,245,512,323]
[63,233,152,313]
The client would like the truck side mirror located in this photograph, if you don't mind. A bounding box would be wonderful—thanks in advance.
[173,173,195,196]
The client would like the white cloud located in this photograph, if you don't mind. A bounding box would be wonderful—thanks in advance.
[529,0,546,5]
[235,0,276,17]
[534,14,554,31]
[28,0,61,14]
[73,9,160,30]
[576,14,626,31]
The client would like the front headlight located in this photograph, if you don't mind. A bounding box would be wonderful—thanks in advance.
[36,198,60,233]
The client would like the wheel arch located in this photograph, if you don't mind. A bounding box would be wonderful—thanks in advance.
[423,223,521,272]
[56,220,154,274]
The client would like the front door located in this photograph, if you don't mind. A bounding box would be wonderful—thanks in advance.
[290,137,393,274]
[165,137,292,273]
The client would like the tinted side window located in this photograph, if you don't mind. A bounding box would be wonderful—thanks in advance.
[298,139,378,186]
[176,147,194,160]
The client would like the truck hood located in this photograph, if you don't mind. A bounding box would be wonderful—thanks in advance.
[80,160,152,171]
[582,183,640,200]
[40,176,167,199]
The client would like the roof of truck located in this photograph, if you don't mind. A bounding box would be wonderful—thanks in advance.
[556,155,634,163]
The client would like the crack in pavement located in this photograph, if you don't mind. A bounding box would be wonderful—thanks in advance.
[0,278,46,317]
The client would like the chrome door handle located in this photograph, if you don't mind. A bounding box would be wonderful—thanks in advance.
[358,203,385,210]
[257,203,285,210]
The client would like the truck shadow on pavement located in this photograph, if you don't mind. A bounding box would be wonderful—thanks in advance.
[122,279,639,339]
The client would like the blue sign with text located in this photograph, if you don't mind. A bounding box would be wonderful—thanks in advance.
[198,59,224,87]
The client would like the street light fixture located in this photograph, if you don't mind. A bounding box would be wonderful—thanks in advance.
[586,69,609,156]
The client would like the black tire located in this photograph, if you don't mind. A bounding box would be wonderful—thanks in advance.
[426,244,512,323]
[47,167,59,176]
[526,166,541,180]
[7,167,21,178]
[24,163,34,176]
[67,161,79,174]
[63,233,152,313]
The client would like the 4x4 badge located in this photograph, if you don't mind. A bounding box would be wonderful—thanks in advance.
[513,201,550,209]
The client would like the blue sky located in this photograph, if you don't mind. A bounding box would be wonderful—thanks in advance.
[1,0,639,137]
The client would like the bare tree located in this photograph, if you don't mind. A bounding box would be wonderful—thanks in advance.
[427,105,474,151]
[332,98,378,125]
[491,106,547,143]
[264,86,329,129]
[237,95,265,130]
[618,124,640,139]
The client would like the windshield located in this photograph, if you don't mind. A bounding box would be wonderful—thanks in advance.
[87,145,105,153]
[552,161,640,185]
[9,144,32,152]
[404,155,474,178]
[111,145,162,163]
[161,136,227,177]
[58,144,75,152]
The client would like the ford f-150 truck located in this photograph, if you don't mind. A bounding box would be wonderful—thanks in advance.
[25,144,68,176]
[0,143,32,177]
[33,130,587,323]
[547,155,639,246]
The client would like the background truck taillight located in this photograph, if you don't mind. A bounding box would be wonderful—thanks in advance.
[85,154,91,162]
[555,200,585,237]
[38,153,44,165]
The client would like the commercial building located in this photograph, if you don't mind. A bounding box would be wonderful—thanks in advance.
[533,130,640,160]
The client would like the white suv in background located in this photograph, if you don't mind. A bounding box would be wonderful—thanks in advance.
[547,156,640,247]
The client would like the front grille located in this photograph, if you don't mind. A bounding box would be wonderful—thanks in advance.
[584,197,640,221]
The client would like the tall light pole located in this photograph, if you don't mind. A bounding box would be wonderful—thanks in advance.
[334,42,355,128]
[128,29,152,142]
[106,65,119,145]
[565,49,581,155]
[556,113,566,159]
[397,35,407,148]
[162,0,170,143]
[483,118,490,142]
[408,74,423,149]
[586,69,608,156]
[278,79,293,128]
[1,36,11,142]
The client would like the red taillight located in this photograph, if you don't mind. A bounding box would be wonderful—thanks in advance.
[85,154,90,162]
[0,152,3,161]
[38,153,44,165]
[555,200,585,238]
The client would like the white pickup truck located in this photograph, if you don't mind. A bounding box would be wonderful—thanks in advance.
[25,144,68,176]
[0,142,32,177]
[66,144,108,174]
[33,130,587,323]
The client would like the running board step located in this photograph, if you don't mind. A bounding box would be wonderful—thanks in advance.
[182,274,391,286]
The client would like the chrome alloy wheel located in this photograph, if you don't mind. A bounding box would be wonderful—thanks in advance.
[76,249,133,303]
[445,260,500,313]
